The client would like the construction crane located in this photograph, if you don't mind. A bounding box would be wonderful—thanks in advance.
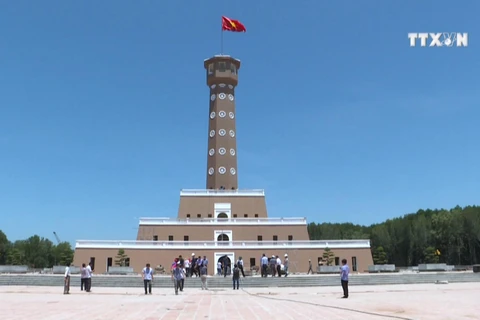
[53,231,61,244]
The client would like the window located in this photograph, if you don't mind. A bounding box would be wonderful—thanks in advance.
[208,214,213,218]
[153,235,158,241]
[197,214,201,218]
[208,63,214,75]
[218,62,226,72]
[124,258,130,267]
[250,258,256,268]
[288,235,293,241]
[254,214,259,218]
[335,257,340,266]
[233,214,237,218]
[217,212,228,219]
[184,235,189,241]
[352,256,358,272]
[186,214,191,218]
[230,63,236,74]
[168,235,174,241]
[257,235,262,241]
[273,235,278,241]
[244,214,248,218]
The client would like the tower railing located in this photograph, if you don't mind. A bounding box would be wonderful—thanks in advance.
[138,217,307,225]
[180,189,265,196]
[75,239,371,249]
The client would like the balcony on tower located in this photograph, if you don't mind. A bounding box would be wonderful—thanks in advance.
[204,55,241,87]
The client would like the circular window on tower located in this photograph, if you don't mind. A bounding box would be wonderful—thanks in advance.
[230,168,236,175]
[209,148,215,156]
[218,167,226,174]
[219,129,226,136]
[229,112,235,119]
[219,110,226,118]
[210,94,216,101]
[219,83,226,88]
[210,111,216,119]
[229,130,235,137]
[228,94,234,101]
[209,130,215,137]
[218,93,226,100]
[219,147,226,155]
[230,148,236,156]
[208,167,214,175]
[228,85,233,89]
[210,84,216,89]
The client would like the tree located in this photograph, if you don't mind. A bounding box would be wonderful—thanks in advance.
[0,230,74,268]
[114,249,129,266]
[322,247,335,266]
[0,230,10,265]
[54,242,74,266]
[373,246,388,265]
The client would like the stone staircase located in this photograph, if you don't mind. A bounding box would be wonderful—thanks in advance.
[0,272,479,288]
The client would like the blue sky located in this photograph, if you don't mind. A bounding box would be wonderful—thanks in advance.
[0,1,478,245]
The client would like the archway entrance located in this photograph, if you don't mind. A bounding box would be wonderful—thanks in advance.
[217,255,232,276]
[217,212,228,219]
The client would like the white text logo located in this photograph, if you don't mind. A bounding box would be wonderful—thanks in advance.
[408,33,468,47]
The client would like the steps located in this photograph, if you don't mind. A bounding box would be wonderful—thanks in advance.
[0,272,479,288]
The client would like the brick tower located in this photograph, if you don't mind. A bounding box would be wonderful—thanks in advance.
[204,55,241,190]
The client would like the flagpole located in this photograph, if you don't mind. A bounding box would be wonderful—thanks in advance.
[220,17,224,55]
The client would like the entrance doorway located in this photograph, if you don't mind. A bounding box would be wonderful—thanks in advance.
[214,252,235,276]
[106,257,112,272]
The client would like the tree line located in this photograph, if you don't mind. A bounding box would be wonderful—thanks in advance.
[307,205,480,266]
[0,231,74,268]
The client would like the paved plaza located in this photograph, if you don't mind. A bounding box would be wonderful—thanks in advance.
[0,283,478,320]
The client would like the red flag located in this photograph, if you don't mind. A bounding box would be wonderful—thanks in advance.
[222,16,246,32]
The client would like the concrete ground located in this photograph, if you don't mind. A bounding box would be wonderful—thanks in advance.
[0,283,478,320]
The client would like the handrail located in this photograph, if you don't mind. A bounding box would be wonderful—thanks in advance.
[138,217,307,225]
[76,239,371,249]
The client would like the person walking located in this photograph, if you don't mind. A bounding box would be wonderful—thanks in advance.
[232,264,240,290]
[260,254,268,277]
[142,263,154,295]
[80,263,88,291]
[340,259,350,298]
[63,264,71,294]
[171,262,183,295]
[199,263,208,290]
[307,259,313,274]
[283,254,289,277]
[236,257,245,277]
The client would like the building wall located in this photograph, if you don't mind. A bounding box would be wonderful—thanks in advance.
[73,247,373,275]
[136,224,309,241]
[176,195,268,219]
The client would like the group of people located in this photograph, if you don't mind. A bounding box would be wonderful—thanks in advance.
[260,253,289,277]
[66,255,350,298]
[63,262,93,294]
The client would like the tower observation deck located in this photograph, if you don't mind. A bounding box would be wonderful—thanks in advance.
[204,55,241,190]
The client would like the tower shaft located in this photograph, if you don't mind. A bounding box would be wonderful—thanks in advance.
[204,55,241,190]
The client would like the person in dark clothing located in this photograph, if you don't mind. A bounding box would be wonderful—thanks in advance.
[237,257,246,277]
[232,264,240,290]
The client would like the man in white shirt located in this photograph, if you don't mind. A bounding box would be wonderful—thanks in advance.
[63,264,71,294]
[275,255,282,277]
[236,257,245,277]
[85,262,93,292]
[142,263,154,294]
